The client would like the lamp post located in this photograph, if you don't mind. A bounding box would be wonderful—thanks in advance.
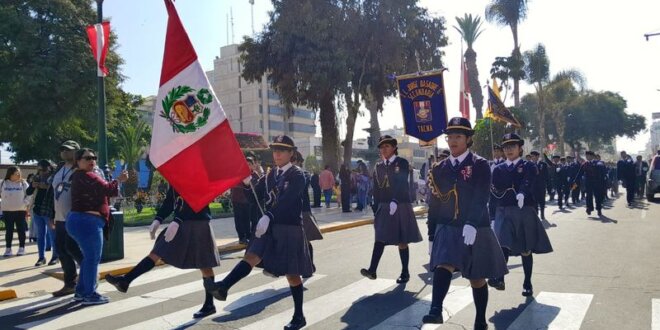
[95,0,109,178]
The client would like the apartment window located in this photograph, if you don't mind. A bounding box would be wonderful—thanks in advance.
[289,123,316,134]
[238,76,241,88]
[268,90,279,100]
[239,106,243,119]
[269,120,284,131]
[269,106,283,115]
[239,91,242,104]
[259,104,263,113]
[258,89,262,99]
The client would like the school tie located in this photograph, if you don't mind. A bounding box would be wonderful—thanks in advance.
[454,159,460,167]
[385,160,390,166]
[276,169,283,181]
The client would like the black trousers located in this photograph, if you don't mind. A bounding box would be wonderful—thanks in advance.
[535,190,546,212]
[3,211,27,248]
[556,185,565,208]
[571,184,581,204]
[624,178,636,204]
[55,221,83,287]
[586,185,604,212]
[233,202,251,241]
[312,187,322,207]
[341,185,351,211]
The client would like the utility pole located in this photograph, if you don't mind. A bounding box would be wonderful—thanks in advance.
[95,0,109,178]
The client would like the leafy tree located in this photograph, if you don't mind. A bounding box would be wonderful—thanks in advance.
[239,0,349,171]
[116,119,148,197]
[455,13,485,118]
[485,0,529,107]
[340,0,447,166]
[524,43,550,150]
[304,155,319,173]
[0,0,130,162]
[544,70,585,155]
[490,55,524,102]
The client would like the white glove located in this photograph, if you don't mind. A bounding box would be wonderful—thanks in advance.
[242,175,252,186]
[389,201,398,215]
[149,220,160,240]
[164,222,179,242]
[462,224,477,246]
[516,193,525,209]
[556,168,561,173]
[490,220,495,231]
[255,215,271,238]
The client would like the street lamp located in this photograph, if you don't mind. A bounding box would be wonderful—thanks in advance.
[95,0,109,178]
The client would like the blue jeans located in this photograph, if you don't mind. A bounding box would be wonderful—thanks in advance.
[357,188,367,210]
[323,189,333,207]
[65,212,104,298]
[32,214,57,260]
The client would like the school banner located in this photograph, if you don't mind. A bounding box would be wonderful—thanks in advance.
[396,70,448,142]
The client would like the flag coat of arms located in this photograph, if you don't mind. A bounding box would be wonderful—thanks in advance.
[150,0,250,212]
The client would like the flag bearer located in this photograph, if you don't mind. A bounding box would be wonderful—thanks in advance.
[360,135,422,284]
[488,133,553,297]
[105,186,221,319]
[208,135,313,330]
[422,118,507,330]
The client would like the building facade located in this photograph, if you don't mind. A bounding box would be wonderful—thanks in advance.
[381,126,435,169]
[206,44,317,144]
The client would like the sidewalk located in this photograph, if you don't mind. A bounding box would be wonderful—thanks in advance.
[0,205,427,301]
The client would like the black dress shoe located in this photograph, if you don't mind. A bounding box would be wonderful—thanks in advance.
[284,316,306,330]
[597,210,603,216]
[105,274,130,293]
[193,304,216,318]
[48,257,59,265]
[35,258,46,266]
[522,285,533,297]
[422,308,443,324]
[208,281,228,301]
[396,273,410,284]
[487,278,505,291]
[586,209,592,215]
[360,268,377,280]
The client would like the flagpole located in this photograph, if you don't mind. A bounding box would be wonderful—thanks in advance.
[489,117,495,160]
[95,0,109,178]
[248,180,265,216]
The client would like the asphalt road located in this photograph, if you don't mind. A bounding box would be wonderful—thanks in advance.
[1,193,658,330]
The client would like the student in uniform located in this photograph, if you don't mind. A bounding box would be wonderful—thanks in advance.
[423,117,507,330]
[105,185,221,318]
[583,151,606,216]
[360,135,422,284]
[207,135,313,330]
[292,151,323,273]
[488,133,553,297]
[566,156,581,205]
[530,151,550,220]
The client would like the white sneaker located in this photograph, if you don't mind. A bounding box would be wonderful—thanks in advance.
[3,248,12,257]
[17,247,25,256]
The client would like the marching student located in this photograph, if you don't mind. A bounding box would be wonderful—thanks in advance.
[423,118,507,330]
[530,151,550,220]
[360,135,422,284]
[488,133,553,297]
[292,150,323,273]
[207,135,313,330]
[105,185,221,317]
[566,155,581,205]
[583,151,606,216]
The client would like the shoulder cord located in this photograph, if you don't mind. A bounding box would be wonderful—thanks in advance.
[490,184,517,199]
[427,170,459,220]
[374,165,390,189]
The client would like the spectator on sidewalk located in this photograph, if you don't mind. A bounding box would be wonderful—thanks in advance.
[356,164,370,212]
[635,155,649,198]
[339,164,352,213]
[333,181,342,209]
[310,170,322,208]
[319,165,334,208]
[26,160,59,266]
[50,140,84,297]
[67,148,127,305]
[1,166,31,257]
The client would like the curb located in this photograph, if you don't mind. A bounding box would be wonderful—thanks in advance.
[0,289,17,301]
[11,207,428,301]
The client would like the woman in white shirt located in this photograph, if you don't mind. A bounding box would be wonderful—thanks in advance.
[1,166,31,257]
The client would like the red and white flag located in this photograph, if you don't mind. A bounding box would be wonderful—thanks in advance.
[150,0,250,212]
[459,55,470,120]
[86,22,110,77]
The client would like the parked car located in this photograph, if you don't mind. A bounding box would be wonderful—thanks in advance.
[647,155,660,201]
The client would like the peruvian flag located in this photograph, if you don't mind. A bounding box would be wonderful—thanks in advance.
[459,55,470,120]
[86,22,110,77]
[150,0,250,212]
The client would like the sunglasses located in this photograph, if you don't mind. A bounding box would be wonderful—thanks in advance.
[82,156,98,161]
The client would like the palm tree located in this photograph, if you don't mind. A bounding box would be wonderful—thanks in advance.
[454,14,485,119]
[546,70,585,155]
[485,0,529,107]
[116,120,148,198]
[524,43,550,150]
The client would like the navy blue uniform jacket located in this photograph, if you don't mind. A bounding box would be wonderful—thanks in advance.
[155,187,212,224]
[492,159,538,208]
[372,157,412,205]
[250,165,305,226]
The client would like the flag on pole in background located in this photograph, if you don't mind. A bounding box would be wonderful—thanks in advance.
[459,55,470,119]
[86,22,110,77]
[485,80,521,127]
[149,0,250,212]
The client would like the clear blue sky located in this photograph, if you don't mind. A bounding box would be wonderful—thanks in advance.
[108,0,660,157]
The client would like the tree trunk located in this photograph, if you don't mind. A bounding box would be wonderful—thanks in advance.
[283,104,292,135]
[537,84,546,151]
[343,90,360,167]
[365,89,381,148]
[511,26,521,107]
[319,91,340,171]
[465,48,483,119]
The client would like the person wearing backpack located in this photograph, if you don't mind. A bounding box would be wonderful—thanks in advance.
[1,166,32,257]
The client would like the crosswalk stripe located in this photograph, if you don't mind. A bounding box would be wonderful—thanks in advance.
[16,270,258,330]
[242,278,393,330]
[370,285,474,330]
[0,266,196,318]
[507,292,593,330]
[118,275,326,330]
[652,299,660,330]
